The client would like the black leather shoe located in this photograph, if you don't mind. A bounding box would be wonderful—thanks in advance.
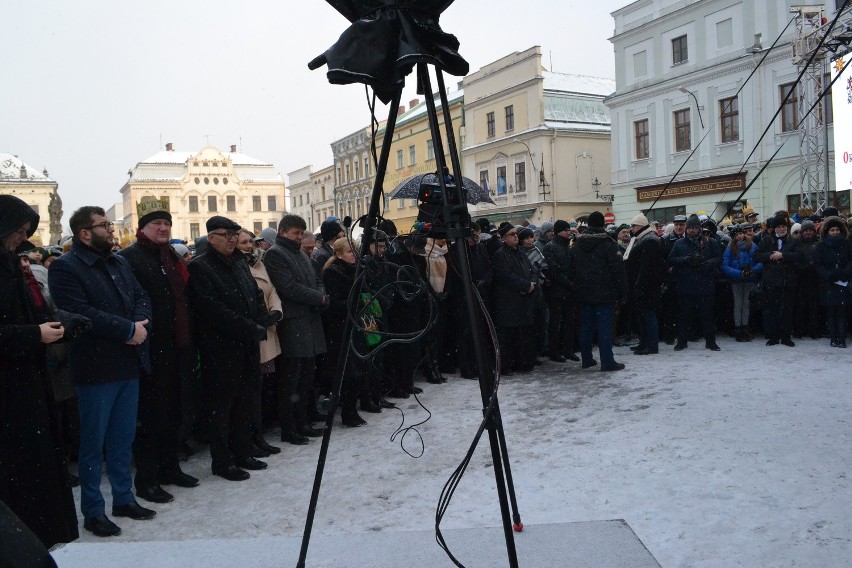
[136,485,174,504]
[212,465,250,481]
[387,389,410,399]
[254,438,281,455]
[84,515,121,537]
[342,413,367,427]
[781,338,795,347]
[161,471,199,488]
[281,432,310,445]
[633,348,658,355]
[112,501,156,520]
[410,386,423,394]
[581,359,598,369]
[766,339,779,346]
[250,444,271,458]
[299,425,325,437]
[235,457,267,470]
[673,342,688,351]
[549,355,567,363]
[705,342,721,351]
[360,398,382,413]
[600,362,626,372]
[377,398,396,408]
[565,353,580,362]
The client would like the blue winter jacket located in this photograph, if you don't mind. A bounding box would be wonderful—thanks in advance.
[721,243,763,283]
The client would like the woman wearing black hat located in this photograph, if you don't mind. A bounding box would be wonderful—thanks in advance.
[0,195,78,549]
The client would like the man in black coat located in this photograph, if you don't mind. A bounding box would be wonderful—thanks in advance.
[659,214,687,343]
[668,214,723,351]
[119,203,198,503]
[187,216,271,481]
[543,220,579,362]
[568,212,628,372]
[49,206,154,537]
[754,215,805,346]
[263,214,329,445]
[491,223,536,374]
[623,214,666,355]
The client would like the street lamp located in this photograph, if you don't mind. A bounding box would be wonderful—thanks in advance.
[593,177,613,202]
[677,86,705,129]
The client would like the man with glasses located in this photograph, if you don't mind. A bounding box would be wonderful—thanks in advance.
[187,216,272,481]
[49,206,154,537]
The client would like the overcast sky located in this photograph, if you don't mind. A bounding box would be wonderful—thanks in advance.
[1,0,627,227]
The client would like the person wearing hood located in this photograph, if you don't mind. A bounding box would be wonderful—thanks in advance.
[263,214,329,446]
[49,206,154,537]
[491,223,537,374]
[0,195,79,549]
[812,217,851,347]
[534,221,554,256]
[118,201,199,504]
[236,229,283,456]
[754,215,805,346]
[187,216,272,482]
[623,214,666,355]
[567,212,628,372]
[721,223,763,341]
[668,214,723,351]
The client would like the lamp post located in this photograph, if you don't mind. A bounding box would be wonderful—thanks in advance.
[677,86,705,129]
[593,177,613,202]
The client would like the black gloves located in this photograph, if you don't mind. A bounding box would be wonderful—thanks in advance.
[254,324,268,342]
[264,310,283,327]
[687,254,702,267]
[54,310,92,339]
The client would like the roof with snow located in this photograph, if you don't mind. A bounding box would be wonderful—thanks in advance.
[541,72,615,97]
[0,153,54,182]
[130,146,283,183]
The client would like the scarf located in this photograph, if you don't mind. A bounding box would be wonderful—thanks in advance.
[420,238,448,294]
[136,230,191,348]
[623,225,655,260]
[24,270,47,313]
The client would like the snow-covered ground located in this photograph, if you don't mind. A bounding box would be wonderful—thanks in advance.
[53,335,851,567]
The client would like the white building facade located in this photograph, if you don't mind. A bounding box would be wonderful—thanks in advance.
[606,0,846,225]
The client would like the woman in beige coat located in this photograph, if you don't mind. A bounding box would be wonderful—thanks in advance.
[237,230,282,456]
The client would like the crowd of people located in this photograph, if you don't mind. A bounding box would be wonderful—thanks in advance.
[2,191,851,558]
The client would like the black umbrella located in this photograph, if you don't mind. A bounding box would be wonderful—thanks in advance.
[388,172,494,205]
[308,0,469,103]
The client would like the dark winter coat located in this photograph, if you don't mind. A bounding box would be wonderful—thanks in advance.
[448,240,492,299]
[624,230,666,310]
[721,242,763,283]
[754,232,805,288]
[119,242,192,372]
[668,234,723,296]
[48,240,151,385]
[812,218,851,306]
[321,259,357,380]
[491,243,535,328]
[187,248,267,386]
[1,248,78,548]
[264,235,327,358]
[567,230,628,305]
[543,234,572,301]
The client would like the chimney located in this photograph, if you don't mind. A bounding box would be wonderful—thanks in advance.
[165,142,174,151]
[409,98,420,110]
[230,144,237,153]
[398,105,406,115]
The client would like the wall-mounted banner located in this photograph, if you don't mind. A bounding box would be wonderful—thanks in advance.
[832,53,852,191]
[635,173,746,202]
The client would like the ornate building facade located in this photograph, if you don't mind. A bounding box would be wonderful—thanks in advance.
[287,164,336,233]
[120,144,286,242]
[331,128,374,224]
[0,153,63,245]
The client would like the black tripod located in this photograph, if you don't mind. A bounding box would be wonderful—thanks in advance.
[297,62,522,568]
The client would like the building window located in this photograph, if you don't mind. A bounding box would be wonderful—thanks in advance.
[354,159,359,180]
[409,145,416,166]
[269,195,277,211]
[268,221,277,229]
[505,105,514,131]
[427,139,435,160]
[364,159,370,178]
[480,170,490,194]
[634,119,649,159]
[207,195,217,212]
[720,97,739,143]
[674,109,691,152]
[514,161,526,193]
[644,205,686,225]
[254,221,263,234]
[633,50,647,78]
[496,165,507,195]
[672,35,688,65]
[396,150,404,169]
[716,19,733,48]
[780,82,798,132]
[345,163,350,183]
[226,195,236,212]
[29,204,39,215]
[486,112,495,137]
[189,196,199,213]
[190,223,200,240]
[252,195,261,211]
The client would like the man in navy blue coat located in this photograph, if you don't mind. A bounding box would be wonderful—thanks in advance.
[49,206,154,538]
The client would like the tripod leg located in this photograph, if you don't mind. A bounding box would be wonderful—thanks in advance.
[493,401,523,531]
